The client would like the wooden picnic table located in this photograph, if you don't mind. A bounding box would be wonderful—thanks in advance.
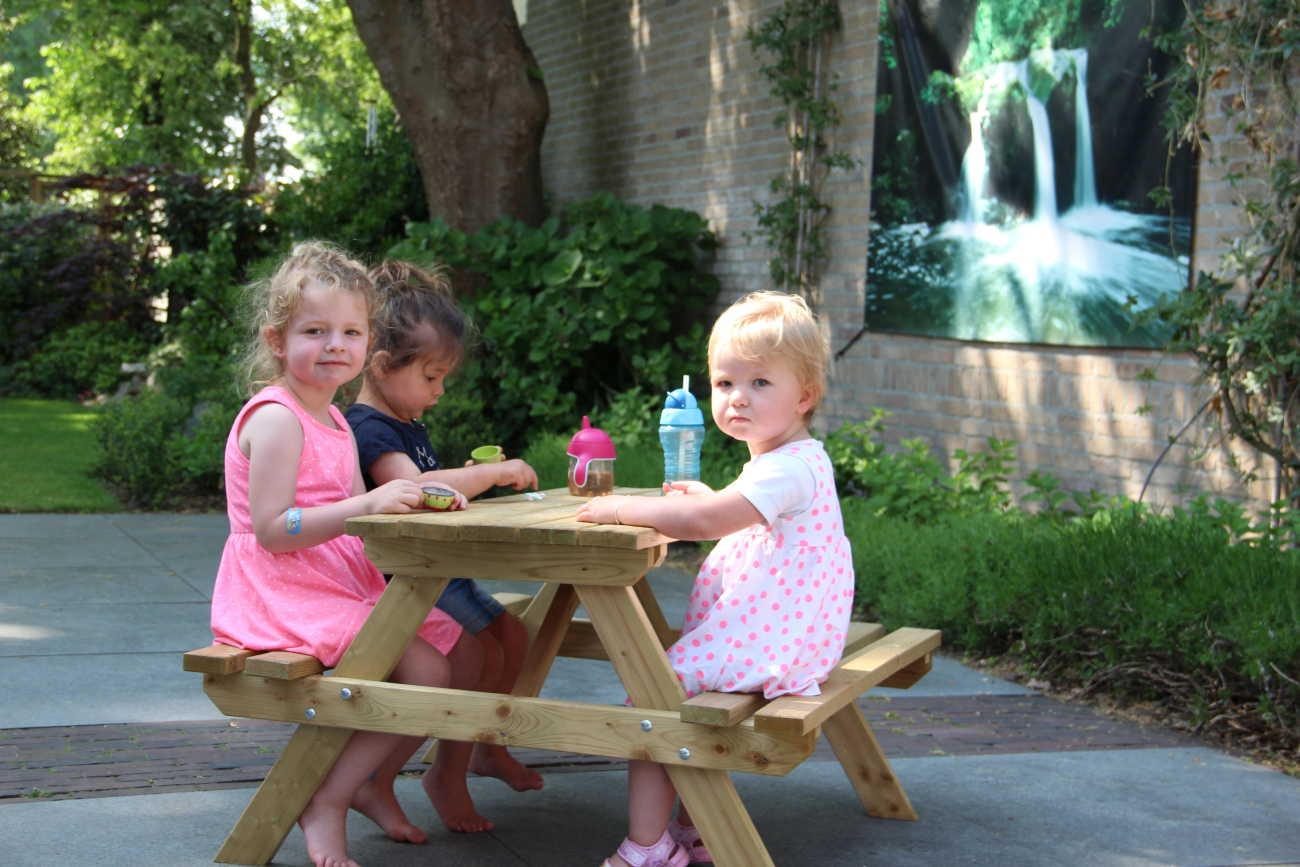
[187,486,939,866]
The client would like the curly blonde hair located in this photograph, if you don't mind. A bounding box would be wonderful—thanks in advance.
[239,241,374,394]
[707,291,829,423]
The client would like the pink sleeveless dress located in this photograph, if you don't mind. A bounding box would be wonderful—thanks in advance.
[668,439,854,699]
[211,385,462,667]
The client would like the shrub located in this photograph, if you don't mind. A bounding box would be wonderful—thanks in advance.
[825,410,1016,521]
[0,199,155,378]
[844,502,1300,746]
[389,193,719,449]
[10,318,157,399]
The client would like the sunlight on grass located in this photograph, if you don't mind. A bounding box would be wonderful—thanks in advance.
[0,398,123,512]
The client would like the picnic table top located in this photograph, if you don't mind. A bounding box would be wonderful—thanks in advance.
[345,486,673,551]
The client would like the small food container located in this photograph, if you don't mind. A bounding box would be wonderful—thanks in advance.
[566,415,616,497]
[470,444,504,464]
[419,484,458,511]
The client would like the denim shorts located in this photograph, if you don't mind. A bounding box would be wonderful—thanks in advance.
[435,578,506,634]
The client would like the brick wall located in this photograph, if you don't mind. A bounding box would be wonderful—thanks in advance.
[520,1,1274,507]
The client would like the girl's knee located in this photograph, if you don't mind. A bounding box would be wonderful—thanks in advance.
[394,638,451,688]
[476,629,506,689]
[488,612,529,661]
[447,630,485,690]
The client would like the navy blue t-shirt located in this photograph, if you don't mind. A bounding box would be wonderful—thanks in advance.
[344,403,441,490]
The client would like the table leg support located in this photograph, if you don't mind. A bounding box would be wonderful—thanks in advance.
[666,766,775,867]
[215,725,352,865]
[577,583,776,867]
[215,573,449,863]
[822,701,918,821]
[512,583,580,698]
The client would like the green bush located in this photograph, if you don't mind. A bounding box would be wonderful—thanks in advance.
[389,193,719,449]
[91,346,242,508]
[844,502,1300,742]
[93,389,191,508]
[10,318,158,399]
[825,410,1016,521]
[0,199,155,379]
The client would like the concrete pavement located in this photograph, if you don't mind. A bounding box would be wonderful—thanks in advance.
[1,513,1297,866]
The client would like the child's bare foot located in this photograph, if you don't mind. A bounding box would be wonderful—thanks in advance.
[299,797,362,867]
[422,769,494,833]
[350,779,427,844]
[470,744,545,791]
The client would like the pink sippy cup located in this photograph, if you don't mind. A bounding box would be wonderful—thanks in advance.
[567,415,617,497]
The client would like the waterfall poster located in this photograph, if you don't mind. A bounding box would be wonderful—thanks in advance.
[866,0,1195,348]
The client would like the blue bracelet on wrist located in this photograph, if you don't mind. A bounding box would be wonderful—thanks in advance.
[286,507,303,536]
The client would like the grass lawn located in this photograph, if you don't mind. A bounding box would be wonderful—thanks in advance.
[0,398,124,512]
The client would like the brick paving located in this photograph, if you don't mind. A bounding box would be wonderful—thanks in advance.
[0,693,1196,804]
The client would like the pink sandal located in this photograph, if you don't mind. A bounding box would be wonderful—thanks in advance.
[668,819,712,864]
[600,829,689,867]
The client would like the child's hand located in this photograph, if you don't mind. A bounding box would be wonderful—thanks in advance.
[663,480,713,496]
[576,495,628,525]
[366,478,425,514]
[443,486,470,510]
[494,458,539,491]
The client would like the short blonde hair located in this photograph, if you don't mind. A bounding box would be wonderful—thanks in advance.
[707,291,829,422]
[240,241,374,394]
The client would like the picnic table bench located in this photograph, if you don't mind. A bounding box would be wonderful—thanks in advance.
[184,488,940,865]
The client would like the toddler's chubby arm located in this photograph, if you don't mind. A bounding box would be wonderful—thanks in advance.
[576,486,763,542]
[369,450,538,500]
[242,402,425,552]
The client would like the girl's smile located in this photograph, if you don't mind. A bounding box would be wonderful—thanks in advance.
[271,281,370,397]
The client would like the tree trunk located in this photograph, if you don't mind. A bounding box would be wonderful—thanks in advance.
[346,0,549,235]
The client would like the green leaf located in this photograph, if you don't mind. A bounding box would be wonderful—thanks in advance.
[541,249,583,286]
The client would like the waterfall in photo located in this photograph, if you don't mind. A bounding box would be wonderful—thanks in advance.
[868,47,1189,347]
[1070,49,1098,211]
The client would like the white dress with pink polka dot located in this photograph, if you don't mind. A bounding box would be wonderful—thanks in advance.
[669,438,854,699]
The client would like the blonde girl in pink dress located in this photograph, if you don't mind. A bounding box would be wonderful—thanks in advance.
[578,291,854,867]
[210,241,481,867]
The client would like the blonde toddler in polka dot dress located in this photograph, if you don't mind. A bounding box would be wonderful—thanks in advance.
[578,291,854,867]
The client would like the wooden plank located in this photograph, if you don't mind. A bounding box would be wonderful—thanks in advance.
[577,585,687,709]
[202,675,814,776]
[822,702,918,821]
[634,573,679,648]
[518,583,561,642]
[674,622,891,727]
[345,488,672,551]
[665,765,775,867]
[243,651,324,680]
[214,725,352,864]
[680,691,768,727]
[880,654,933,689]
[511,583,580,698]
[490,591,534,617]
[576,584,775,867]
[212,573,448,863]
[752,628,942,736]
[843,621,888,656]
[362,536,665,586]
[183,644,252,675]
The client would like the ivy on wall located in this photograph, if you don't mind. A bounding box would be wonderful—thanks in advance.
[1152,0,1300,506]
[746,0,858,306]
